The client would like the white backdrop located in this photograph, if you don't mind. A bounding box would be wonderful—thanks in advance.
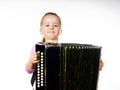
[0,0,120,90]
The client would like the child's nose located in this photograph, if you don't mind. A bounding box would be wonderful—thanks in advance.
[50,26,54,30]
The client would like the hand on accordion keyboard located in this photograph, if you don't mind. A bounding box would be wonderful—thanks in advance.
[30,52,40,64]
[26,52,40,72]
[99,59,104,71]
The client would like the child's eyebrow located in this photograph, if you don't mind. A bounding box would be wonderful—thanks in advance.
[44,22,59,24]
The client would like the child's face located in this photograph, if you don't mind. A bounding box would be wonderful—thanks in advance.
[40,15,62,41]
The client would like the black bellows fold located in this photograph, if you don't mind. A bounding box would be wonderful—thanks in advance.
[35,43,101,90]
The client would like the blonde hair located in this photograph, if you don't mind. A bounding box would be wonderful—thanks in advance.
[40,12,62,42]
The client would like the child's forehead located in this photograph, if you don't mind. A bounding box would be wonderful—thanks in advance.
[44,14,58,18]
[43,15,60,22]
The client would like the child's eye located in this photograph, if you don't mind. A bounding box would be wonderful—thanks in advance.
[45,24,49,27]
[54,25,58,27]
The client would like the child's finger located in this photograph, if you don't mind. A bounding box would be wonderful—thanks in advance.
[99,60,104,71]
[36,51,40,58]
[33,60,40,64]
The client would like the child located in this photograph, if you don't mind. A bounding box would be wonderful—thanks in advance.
[25,12,62,74]
[25,12,104,88]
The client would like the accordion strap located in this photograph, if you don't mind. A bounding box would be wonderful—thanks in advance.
[31,71,36,86]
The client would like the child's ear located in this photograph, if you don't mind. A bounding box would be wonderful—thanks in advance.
[40,28,43,35]
[59,29,62,35]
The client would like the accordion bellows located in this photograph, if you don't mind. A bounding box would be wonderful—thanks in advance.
[35,43,101,90]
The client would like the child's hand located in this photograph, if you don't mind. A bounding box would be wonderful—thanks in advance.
[26,52,40,73]
[99,59,104,71]
[29,52,40,64]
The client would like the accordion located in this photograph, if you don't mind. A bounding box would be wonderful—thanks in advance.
[34,43,101,90]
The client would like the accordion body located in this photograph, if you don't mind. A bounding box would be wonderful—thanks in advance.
[35,43,101,90]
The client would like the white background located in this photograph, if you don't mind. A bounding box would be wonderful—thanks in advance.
[0,0,120,90]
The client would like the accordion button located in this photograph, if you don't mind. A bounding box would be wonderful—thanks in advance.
[41,70,43,72]
[37,77,40,79]
[41,76,43,78]
[41,64,43,66]
[37,68,40,70]
[37,85,40,87]
[37,73,40,76]
[37,71,40,73]
[41,61,43,63]
[41,78,43,80]
[41,83,43,86]
[41,52,43,55]
[41,81,43,83]
[37,51,40,54]
[41,67,43,69]
[37,79,40,82]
